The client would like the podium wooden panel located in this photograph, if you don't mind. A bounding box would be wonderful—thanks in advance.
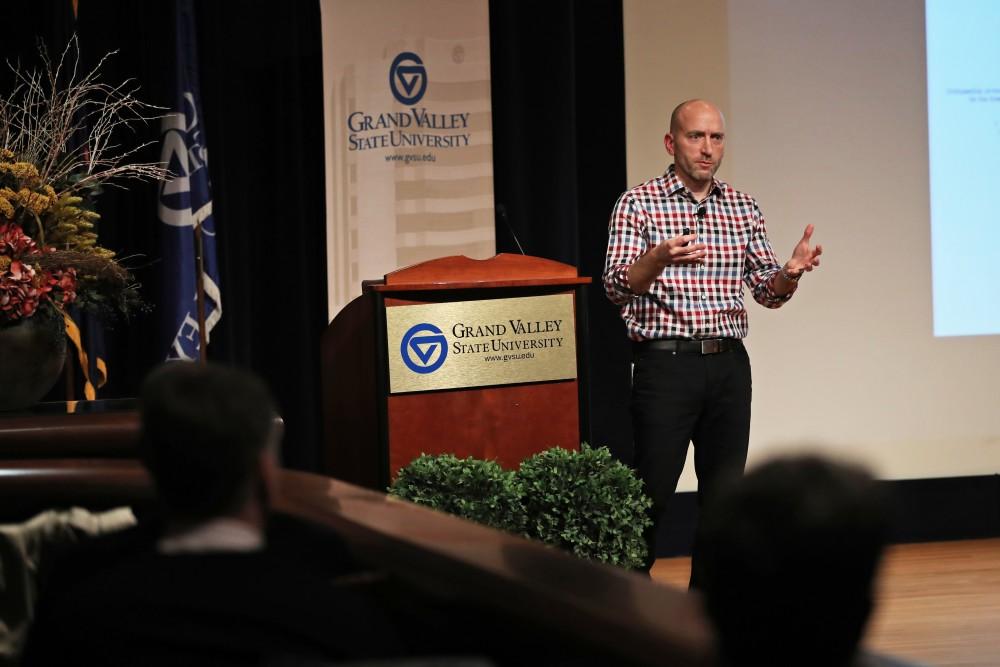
[320,254,591,490]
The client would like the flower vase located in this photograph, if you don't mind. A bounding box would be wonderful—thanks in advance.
[0,315,66,411]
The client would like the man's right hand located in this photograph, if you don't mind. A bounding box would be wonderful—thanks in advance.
[627,234,707,294]
[652,234,707,266]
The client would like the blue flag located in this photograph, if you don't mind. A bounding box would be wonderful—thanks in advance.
[157,0,221,360]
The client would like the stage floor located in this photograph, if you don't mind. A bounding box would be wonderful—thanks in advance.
[652,538,1000,666]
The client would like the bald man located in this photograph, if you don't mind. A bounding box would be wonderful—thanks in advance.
[602,100,822,577]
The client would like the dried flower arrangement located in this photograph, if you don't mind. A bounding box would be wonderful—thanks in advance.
[0,37,166,332]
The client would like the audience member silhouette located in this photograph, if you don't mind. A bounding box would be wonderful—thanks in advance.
[24,362,403,666]
[696,455,904,667]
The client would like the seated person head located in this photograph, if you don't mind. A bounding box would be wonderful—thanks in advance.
[138,362,281,525]
[697,455,890,667]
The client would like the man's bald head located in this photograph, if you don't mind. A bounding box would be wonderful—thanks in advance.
[669,99,725,135]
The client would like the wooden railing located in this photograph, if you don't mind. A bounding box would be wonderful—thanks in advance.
[273,470,714,666]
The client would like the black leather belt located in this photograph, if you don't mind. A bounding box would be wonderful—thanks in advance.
[635,338,741,355]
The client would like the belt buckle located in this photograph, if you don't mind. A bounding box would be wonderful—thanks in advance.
[700,339,721,354]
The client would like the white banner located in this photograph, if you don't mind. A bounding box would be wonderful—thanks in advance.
[320,0,495,320]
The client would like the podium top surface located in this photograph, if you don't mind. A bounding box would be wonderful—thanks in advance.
[369,254,591,292]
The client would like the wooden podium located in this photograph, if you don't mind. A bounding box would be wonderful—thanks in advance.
[320,254,591,490]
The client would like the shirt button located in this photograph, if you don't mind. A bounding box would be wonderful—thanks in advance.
[701,294,707,300]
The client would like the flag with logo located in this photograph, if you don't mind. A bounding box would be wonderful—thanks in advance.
[157,0,221,360]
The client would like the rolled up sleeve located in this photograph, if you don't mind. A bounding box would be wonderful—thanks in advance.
[744,208,795,308]
[603,192,646,306]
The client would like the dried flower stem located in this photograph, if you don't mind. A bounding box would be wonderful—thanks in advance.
[0,35,168,193]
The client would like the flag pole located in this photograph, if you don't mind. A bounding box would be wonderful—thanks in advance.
[194,221,208,363]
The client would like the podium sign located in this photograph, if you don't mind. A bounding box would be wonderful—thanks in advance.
[386,294,577,394]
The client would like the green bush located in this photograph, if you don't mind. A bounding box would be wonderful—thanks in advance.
[389,453,526,534]
[517,444,652,569]
[390,445,652,570]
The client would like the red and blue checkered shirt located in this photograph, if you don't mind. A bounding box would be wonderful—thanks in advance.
[603,164,794,342]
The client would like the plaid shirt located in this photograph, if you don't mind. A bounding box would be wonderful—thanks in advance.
[603,164,794,342]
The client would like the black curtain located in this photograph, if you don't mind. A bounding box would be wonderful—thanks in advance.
[489,1,634,464]
[192,2,328,472]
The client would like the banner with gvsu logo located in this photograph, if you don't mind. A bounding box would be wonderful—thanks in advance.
[320,0,495,321]
[386,294,578,394]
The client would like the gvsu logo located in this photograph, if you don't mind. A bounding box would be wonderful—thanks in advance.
[400,323,447,374]
[389,52,427,105]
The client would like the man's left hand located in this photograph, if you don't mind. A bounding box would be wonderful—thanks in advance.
[785,224,822,277]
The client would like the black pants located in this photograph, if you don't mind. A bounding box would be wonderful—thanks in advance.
[631,340,752,579]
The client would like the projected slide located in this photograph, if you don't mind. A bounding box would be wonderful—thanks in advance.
[926,0,1000,337]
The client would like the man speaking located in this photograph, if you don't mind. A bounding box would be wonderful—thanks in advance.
[602,99,822,578]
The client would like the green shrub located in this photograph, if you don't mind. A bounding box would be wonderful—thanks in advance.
[389,445,652,569]
[517,444,652,569]
[389,453,526,534]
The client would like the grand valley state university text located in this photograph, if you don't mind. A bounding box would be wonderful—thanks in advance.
[450,318,566,355]
[347,108,471,151]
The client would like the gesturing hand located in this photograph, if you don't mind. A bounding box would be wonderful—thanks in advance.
[650,234,707,268]
[627,233,708,295]
[786,224,822,275]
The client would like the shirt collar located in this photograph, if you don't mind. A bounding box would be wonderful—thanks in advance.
[157,517,264,555]
[662,163,724,201]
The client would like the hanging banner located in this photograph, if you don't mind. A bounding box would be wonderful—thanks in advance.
[320,0,495,320]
